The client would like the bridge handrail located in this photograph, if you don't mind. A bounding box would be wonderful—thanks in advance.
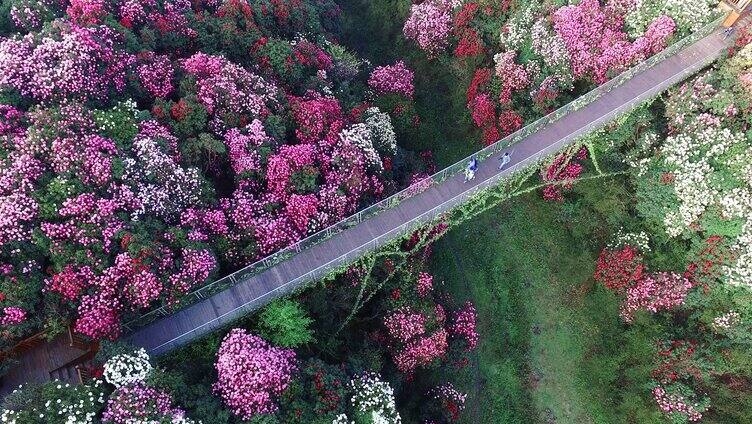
[121,16,724,333]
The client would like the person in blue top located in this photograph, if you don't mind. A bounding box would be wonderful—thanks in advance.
[465,157,478,182]
[724,26,736,39]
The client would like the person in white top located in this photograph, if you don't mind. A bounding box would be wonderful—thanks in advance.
[498,151,512,170]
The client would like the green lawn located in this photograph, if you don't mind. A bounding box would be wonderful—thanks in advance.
[430,178,663,424]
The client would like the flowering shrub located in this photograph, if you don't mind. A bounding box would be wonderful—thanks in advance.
[607,228,651,253]
[0,380,106,424]
[594,245,645,292]
[393,328,448,374]
[652,383,708,423]
[368,61,415,99]
[431,382,466,422]
[181,52,280,123]
[364,107,398,156]
[384,308,427,344]
[0,21,130,102]
[102,348,153,388]
[278,358,348,421]
[136,53,174,98]
[540,147,588,202]
[552,0,675,84]
[213,329,297,419]
[102,382,190,424]
[493,51,530,105]
[349,373,402,424]
[416,272,433,298]
[403,0,454,57]
[0,306,27,326]
[621,272,693,322]
[626,0,715,37]
[9,0,61,31]
[449,302,478,351]
[649,340,711,423]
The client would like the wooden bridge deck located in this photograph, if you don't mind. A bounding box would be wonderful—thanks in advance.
[123,28,730,356]
[0,24,734,395]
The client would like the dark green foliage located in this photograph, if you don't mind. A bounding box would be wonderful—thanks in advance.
[278,359,349,423]
[95,339,140,365]
[181,132,228,172]
[0,0,14,35]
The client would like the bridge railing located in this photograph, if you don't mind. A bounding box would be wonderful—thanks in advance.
[121,16,724,334]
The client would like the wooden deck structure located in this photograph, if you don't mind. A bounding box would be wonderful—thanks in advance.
[0,18,742,396]
[721,0,752,26]
[0,328,97,397]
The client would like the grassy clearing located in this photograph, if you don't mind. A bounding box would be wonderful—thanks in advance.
[430,178,662,423]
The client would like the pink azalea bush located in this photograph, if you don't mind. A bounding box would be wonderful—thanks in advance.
[136,52,174,98]
[621,272,693,322]
[0,21,131,102]
[368,61,415,98]
[394,328,448,374]
[403,0,454,57]
[0,307,27,326]
[552,0,675,83]
[181,52,279,119]
[213,329,297,419]
[416,272,433,298]
[493,51,530,105]
[103,382,187,424]
[450,302,478,351]
[382,302,451,375]
[384,308,428,344]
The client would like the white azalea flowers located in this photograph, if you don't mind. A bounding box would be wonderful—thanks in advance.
[349,373,402,424]
[102,348,153,388]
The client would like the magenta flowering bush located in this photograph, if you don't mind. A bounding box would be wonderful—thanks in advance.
[213,328,298,419]
[0,21,130,102]
[135,53,174,99]
[0,306,27,326]
[621,272,693,322]
[181,52,280,123]
[403,0,454,58]
[102,382,187,424]
[384,308,428,344]
[552,0,676,83]
[393,328,448,374]
[449,302,478,351]
[416,272,433,298]
[368,61,415,99]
